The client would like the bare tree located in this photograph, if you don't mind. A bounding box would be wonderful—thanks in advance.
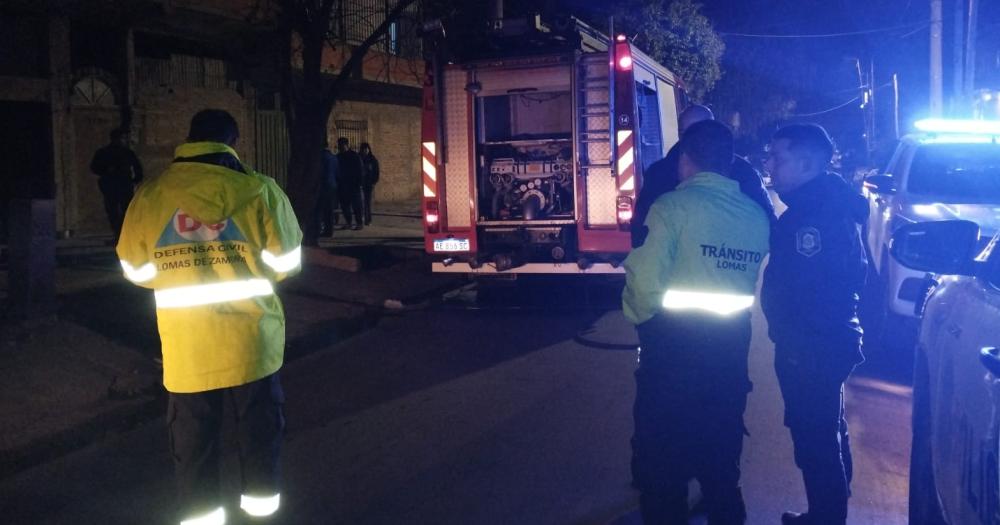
[258,0,420,245]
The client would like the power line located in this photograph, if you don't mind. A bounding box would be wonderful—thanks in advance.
[790,96,861,117]
[719,22,928,39]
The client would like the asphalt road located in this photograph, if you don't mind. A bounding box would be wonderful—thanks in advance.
[0,275,910,525]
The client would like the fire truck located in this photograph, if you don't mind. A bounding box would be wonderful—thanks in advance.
[421,16,686,274]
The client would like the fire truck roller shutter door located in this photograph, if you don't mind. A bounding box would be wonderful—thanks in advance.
[444,69,472,229]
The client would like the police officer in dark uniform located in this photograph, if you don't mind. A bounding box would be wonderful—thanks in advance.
[760,124,868,525]
[624,121,770,524]
[632,105,775,248]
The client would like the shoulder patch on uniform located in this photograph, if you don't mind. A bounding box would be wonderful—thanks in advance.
[796,227,821,257]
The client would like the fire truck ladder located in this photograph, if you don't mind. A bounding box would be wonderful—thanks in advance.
[576,53,617,226]
[577,53,613,166]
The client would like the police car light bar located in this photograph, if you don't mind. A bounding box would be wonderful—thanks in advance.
[914,118,1000,135]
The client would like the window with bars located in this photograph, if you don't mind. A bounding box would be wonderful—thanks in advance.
[334,120,369,150]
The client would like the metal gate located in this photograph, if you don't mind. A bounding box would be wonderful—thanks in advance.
[333,119,369,150]
[254,110,289,188]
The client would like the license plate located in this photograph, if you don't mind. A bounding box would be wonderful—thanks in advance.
[433,238,470,252]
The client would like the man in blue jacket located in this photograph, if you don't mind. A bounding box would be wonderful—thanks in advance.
[761,124,868,525]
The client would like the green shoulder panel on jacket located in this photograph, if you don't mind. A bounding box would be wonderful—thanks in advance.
[622,172,770,324]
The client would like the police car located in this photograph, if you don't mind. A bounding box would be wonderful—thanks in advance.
[891,219,1000,524]
[864,119,1000,344]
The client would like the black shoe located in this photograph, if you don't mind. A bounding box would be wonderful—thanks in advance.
[781,512,810,524]
[319,229,332,237]
[351,224,362,231]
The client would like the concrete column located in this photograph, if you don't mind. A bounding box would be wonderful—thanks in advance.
[8,199,56,320]
[49,16,73,236]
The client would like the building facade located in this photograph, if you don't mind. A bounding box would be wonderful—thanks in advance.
[0,0,423,239]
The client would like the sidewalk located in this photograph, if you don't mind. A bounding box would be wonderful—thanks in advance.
[0,210,463,479]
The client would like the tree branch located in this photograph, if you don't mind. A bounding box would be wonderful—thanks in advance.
[321,0,419,114]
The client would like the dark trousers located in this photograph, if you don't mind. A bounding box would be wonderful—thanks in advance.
[774,345,855,524]
[362,184,375,224]
[634,312,752,525]
[98,179,133,240]
[168,373,285,521]
[315,186,337,235]
[338,185,363,226]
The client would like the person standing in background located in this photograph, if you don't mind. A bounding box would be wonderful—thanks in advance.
[91,128,143,241]
[359,142,379,226]
[316,140,339,237]
[335,137,364,230]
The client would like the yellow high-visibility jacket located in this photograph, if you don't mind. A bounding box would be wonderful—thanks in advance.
[117,142,302,393]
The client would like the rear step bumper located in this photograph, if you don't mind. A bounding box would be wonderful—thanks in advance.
[432,262,624,274]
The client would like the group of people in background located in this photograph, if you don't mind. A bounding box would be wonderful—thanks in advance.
[317,137,380,236]
[92,131,381,241]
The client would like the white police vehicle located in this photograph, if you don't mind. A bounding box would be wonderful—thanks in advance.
[891,219,1000,524]
[864,119,1000,342]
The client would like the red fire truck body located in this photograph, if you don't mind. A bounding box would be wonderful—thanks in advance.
[421,20,685,274]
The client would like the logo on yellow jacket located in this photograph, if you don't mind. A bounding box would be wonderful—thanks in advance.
[156,208,247,247]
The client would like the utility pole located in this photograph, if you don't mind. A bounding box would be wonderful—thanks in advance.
[964,0,979,105]
[952,0,965,114]
[930,0,944,116]
[893,73,900,139]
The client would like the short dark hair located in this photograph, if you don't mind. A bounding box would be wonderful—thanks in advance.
[187,109,239,145]
[337,137,349,147]
[772,124,834,167]
[110,128,125,141]
[677,120,733,174]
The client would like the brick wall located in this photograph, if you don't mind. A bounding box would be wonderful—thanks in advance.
[67,84,255,236]
[328,99,421,206]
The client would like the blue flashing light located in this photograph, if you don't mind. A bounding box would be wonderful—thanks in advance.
[919,134,997,144]
[914,118,1000,135]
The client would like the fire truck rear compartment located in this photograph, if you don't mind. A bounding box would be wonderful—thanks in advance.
[476,90,575,223]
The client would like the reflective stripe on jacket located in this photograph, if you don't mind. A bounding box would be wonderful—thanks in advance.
[623,171,770,324]
[117,142,303,393]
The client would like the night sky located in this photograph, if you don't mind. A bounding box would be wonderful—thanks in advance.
[547,0,1000,158]
[700,0,1000,152]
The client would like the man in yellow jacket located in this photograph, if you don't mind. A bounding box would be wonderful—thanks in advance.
[118,109,302,525]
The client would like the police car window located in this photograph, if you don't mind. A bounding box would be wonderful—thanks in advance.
[907,143,1000,203]
[882,144,903,176]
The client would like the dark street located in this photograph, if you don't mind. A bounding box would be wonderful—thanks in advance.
[0,273,911,524]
